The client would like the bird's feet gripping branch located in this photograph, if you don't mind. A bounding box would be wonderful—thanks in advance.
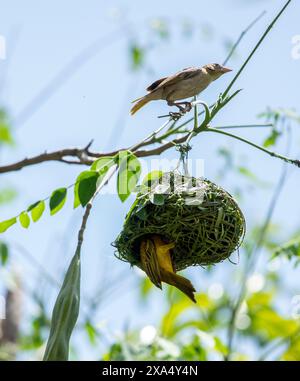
[167,100,192,113]
[157,111,184,121]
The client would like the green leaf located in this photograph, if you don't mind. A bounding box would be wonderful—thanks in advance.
[85,321,98,345]
[0,242,9,265]
[43,251,81,361]
[140,277,154,299]
[78,171,99,207]
[251,309,297,340]
[91,156,114,190]
[161,298,194,337]
[263,129,281,148]
[0,217,17,233]
[74,171,99,208]
[117,151,141,202]
[49,188,67,215]
[142,170,163,188]
[19,212,30,228]
[237,166,269,187]
[0,125,13,145]
[214,337,228,356]
[0,108,14,145]
[273,236,300,265]
[282,339,300,361]
[90,156,114,172]
[30,201,45,222]
[149,193,165,205]
[130,44,145,70]
[27,201,40,212]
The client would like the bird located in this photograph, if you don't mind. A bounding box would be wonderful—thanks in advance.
[139,234,196,303]
[130,63,232,115]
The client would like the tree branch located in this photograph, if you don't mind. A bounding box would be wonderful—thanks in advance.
[0,146,94,173]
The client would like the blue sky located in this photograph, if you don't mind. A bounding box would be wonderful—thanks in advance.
[0,0,300,359]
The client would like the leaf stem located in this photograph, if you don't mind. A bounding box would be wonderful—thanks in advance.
[205,127,298,166]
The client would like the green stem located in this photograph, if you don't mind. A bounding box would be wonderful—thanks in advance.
[174,10,268,132]
[193,96,198,130]
[205,127,297,166]
[223,0,293,98]
[215,123,273,130]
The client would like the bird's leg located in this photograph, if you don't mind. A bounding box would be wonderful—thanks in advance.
[175,101,192,112]
[165,100,185,120]
[167,100,185,113]
[167,100,192,114]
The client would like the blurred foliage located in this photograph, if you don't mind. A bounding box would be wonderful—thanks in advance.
[0,108,13,146]
[258,107,300,148]
[273,234,300,266]
[0,241,9,266]
[129,43,146,71]
[103,263,300,360]
[0,188,17,205]
[20,298,50,352]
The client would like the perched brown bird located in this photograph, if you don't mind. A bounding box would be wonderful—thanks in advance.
[140,235,196,303]
[131,63,232,115]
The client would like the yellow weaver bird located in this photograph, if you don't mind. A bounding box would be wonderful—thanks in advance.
[140,235,196,303]
[131,63,232,115]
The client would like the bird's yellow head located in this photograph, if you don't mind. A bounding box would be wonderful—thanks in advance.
[203,63,232,80]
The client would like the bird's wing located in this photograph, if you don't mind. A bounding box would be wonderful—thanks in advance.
[140,238,162,289]
[151,67,200,91]
[146,77,168,92]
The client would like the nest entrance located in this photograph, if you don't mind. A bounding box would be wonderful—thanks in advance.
[114,172,245,271]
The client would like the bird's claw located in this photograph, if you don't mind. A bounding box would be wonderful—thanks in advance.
[184,102,192,113]
[157,111,184,121]
[169,112,184,121]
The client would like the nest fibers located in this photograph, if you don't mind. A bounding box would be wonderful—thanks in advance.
[114,172,245,271]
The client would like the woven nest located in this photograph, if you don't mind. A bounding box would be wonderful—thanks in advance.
[113,172,245,271]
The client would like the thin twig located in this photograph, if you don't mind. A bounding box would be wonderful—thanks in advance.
[223,0,293,98]
[223,11,266,65]
[206,127,299,167]
[215,123,273,130]
[174,10,269,132]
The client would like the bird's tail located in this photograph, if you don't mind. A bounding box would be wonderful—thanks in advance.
[130,96,150,115]
[161,269,196,303]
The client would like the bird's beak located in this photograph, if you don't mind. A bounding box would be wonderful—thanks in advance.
[221,66,232,73]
